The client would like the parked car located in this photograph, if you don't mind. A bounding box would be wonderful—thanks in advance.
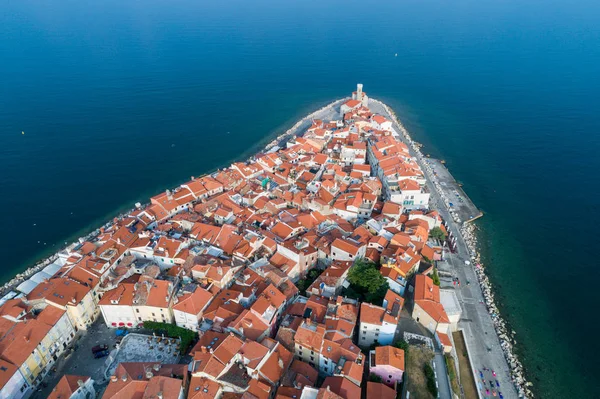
[91,344,108,354]
[93,349,110,359]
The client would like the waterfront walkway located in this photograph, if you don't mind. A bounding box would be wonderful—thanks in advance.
[372,100,519,399]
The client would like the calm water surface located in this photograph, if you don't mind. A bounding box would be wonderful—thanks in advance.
[1,1,599,397]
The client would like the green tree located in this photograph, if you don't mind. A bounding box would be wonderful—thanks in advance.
[347,259,389,304]
[366,282,389,305]
[393,340,409,353]
[432,268,441,286]
[429,227,446,242]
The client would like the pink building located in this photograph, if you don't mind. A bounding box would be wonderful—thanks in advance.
[369,346,405,387]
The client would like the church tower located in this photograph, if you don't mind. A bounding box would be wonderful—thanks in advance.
[356,83,363,102]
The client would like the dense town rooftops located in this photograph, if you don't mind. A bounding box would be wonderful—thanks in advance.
[0,85,464,398]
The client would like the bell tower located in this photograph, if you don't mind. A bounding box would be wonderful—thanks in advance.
[356,84,363,101]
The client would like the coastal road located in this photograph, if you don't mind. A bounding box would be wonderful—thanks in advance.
[371,100,519,399]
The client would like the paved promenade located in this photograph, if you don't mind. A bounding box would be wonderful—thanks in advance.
[371,100,519,399]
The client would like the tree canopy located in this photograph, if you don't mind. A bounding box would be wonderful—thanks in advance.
[346,259,389,305]
[429,226,446,242]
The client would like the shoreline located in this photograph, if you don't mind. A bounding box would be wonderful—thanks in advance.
[1,95,531,397]
[372,98,532,398]
[0,97,348,299]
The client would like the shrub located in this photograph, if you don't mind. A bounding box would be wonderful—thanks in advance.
[393,340,409,353]
[432,268,441,286]
[423,363,437,396]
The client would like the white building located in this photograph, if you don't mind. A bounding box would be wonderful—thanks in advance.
[359,303,398,347]
[172,286,214,332]
[0,360,28,399]
[99,279,175,328]
[440,289,462,332]
[371,115,392,131]
[330,238,365,262]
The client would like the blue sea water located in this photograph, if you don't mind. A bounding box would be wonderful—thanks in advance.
[1,0,599,397]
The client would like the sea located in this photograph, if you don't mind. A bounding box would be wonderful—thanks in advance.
[1,0,599,397]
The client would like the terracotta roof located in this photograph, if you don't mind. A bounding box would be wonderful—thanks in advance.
[322,376,361,399]
[366,382,396,399]
[172,287,213,315]
[374,346,405,371]
[187,376,221,399]
[331,238,360,256]
[414,274,449,324]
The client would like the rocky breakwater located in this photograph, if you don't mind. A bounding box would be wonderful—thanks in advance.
[461,223,533,398]
[372,98,532,398]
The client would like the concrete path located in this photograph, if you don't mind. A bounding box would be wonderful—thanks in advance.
[433,350,452,399]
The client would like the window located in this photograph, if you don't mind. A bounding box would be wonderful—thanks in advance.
[152,313,156,317]
[362,337,365,340]
[136,309,140,313]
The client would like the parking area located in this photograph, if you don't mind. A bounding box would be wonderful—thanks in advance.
[32,319,117,398]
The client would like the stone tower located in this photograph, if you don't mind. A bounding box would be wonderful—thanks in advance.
[352,83,369,107]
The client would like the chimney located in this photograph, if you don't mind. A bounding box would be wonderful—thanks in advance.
[110,375,118,383]
[201,346,207,353]
[121,373,128,382]
[153,363,160,372]
[326,385,331,392]
[145,369,153,379]
[77,379,85,388]
[157,392,163,399]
